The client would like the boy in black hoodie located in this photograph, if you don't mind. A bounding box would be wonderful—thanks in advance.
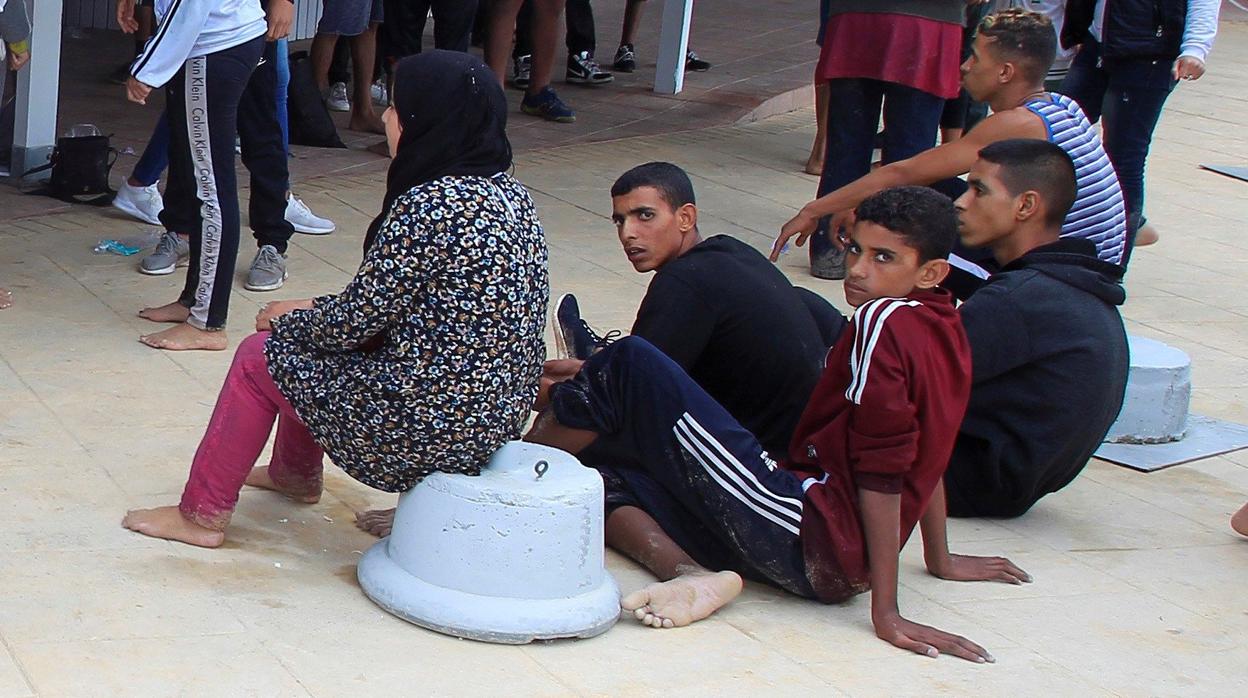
[944,139,1129,518]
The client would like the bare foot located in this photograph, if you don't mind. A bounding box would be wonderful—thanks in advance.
[0,287,11,310]
[139,323,228,351]
[355,508,396,537]
[1136,224,1160,247]
[245,466,321,503]
[348,112,386,135]
[621,570,743,628]
[804,157,823,176]
[1232,502,1248,537]
[122,505,225,548]
[138,301,190,324]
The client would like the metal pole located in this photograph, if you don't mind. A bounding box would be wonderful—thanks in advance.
[12,0,62,182]
[652,0,692,95]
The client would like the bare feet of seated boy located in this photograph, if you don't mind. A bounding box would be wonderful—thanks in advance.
[621,569,743,628]
[245,466,321,504]
[122,506,225,548]
[355,508,396,537]
[139,323,228,351]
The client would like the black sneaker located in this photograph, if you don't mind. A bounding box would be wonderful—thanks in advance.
[554,294,620,360]
[510,54,532,90]
[685,50,711,72]
[613,44,637,73]
[567,51,614,85]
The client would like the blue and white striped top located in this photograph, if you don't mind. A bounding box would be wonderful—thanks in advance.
[1026,94,1128,265]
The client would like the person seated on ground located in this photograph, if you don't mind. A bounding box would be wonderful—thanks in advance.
[1233,503,1248,537]
[943,139,1128,518]
[357,162,842,537]
[121,51,549,547]
[772,9,1129,295]
[527,186,1029,662]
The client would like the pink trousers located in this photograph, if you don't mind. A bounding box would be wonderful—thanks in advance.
[179,332,324,530]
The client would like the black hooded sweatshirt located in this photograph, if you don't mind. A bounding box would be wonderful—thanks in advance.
[944,239,1129,518]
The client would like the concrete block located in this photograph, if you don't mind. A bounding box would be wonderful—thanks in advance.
[1105,335,1191,444]
[357,441,620,644]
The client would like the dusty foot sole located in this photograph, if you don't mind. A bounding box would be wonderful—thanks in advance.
[138,301,191,324]
[244,466,321,503]
[140,323,228,351]
[620,570,743,628]
[122,505,225,548]
[1136,224,1160,247]
[1233,503,1248,537]
[355,508,396,537]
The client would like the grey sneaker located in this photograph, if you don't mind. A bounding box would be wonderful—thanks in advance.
[245,245,288,292]
[139,231,189,276]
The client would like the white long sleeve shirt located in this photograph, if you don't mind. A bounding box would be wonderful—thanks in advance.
[1091,0,1220,63]
[130,0,268,88]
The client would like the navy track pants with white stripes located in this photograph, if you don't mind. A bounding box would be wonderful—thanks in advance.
[162,36,265,330]
[550,336,817,598]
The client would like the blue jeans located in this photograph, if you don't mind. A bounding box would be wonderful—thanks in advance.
[1061,38,1177,237]
[275,37,290,155]
[811,78,944,278]
[130,39,291,185]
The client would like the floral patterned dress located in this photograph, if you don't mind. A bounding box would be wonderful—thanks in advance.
[265,173,549,492]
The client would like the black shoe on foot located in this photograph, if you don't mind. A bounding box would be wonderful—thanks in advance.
[685,50,711,72]
[555,293,620,360]
[567,51,614,85]
[613,44,637,72]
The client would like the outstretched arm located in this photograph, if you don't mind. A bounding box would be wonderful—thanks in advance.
[771,109,1047,261]
[859,488,995,663]
[919,481,1032,584]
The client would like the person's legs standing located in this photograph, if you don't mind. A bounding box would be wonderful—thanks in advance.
[1059,38,1109,124]
[432,0,478,51]
[347,1,386,133]
[238,40,296,292]
[879,81,943,164]
[113,110,171,227]
[565,0,595,55]
[142,37,265,350]
[1098,56,1176,258]
[810,78,884,279]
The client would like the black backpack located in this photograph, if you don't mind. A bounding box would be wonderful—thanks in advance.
[24,132,117,205]
[287,50,346,149]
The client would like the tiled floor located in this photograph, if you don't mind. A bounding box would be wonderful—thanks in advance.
[2,15,1248,698]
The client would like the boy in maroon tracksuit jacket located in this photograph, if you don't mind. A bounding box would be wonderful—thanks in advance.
[528,186,1029,662]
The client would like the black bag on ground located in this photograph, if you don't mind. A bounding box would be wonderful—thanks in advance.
[287,50,346,149]
[22,132,117,205]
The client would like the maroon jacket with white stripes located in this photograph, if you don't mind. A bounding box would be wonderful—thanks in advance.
[782,288,971,603]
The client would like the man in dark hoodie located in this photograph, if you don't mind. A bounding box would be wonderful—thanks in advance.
[944,139,1129,518]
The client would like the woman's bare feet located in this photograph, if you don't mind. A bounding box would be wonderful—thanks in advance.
[245,466,321,503]
[1136,224,1160,247]
[0,287,11,310]
[355,508,396,537]
[138,301,190,324]
[1232,502,1248,537]
[122,506,225,548]
[804,155,823,176]
[139,323,228,351]
[621,570,743,628]
[349,112,386,135]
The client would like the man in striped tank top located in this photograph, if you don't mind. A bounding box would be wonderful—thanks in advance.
[773,9,1129,298]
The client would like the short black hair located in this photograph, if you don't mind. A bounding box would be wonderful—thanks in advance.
[977,9,1057,85]
[610,162,696,211]
[854,186,957,263]
[977,139,1077,228]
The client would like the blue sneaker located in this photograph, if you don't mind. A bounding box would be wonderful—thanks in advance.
[554,294,619,359]
[521,87,577,123]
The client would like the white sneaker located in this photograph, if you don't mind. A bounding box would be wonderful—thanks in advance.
[326,82,350,112]
[112,180,164,226]
[285,195,336,235]
[371,79,389,106]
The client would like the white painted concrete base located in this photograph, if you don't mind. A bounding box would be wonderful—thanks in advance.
[357,442,621,644]
[1105,335,1192,444]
